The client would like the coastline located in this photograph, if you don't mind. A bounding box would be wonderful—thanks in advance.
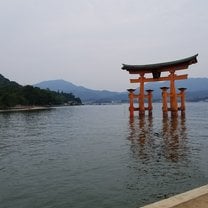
[0,106,51,113]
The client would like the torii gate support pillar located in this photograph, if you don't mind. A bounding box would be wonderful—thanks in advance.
[127,89,136,118]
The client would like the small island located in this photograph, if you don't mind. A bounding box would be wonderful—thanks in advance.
[0,74,82,111]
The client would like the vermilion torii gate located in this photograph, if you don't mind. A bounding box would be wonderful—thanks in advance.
[122,54,198,117]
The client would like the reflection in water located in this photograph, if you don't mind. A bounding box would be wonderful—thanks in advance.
[162,115,187,162]
[128,115,154,161]
[128,115,188,163]
[125,107,207,206]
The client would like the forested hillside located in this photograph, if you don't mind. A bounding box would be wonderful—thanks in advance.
[0,74,82,109]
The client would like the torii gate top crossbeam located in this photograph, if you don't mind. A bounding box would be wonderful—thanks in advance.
[122,54,198,75]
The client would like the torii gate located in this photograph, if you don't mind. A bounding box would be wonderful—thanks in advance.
[122,54,198,117]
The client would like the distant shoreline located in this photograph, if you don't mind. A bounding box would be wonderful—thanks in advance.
[0,106,51,113]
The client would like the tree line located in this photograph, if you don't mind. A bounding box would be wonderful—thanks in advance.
[0,74,82,109]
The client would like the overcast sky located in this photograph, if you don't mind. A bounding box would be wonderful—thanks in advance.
[0,0,208,91]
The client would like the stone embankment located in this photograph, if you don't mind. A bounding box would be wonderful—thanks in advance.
[142,185,208,208]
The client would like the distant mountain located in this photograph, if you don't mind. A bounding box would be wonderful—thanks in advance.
[34,78,208,103]
[34,80,128,103]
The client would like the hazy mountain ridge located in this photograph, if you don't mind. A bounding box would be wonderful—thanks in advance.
[35,78,208,103]
[34,79,127,103]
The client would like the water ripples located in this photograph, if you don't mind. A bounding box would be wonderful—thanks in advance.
[0,104,208,208]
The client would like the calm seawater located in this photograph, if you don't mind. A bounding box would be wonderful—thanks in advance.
[0,103,208,208]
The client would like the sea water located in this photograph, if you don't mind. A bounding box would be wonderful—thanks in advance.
[0,103,208,208]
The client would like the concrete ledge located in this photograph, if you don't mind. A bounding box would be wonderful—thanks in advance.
[142,185,208,208]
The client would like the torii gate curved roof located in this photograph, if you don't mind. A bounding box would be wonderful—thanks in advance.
[122,54,198,74]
